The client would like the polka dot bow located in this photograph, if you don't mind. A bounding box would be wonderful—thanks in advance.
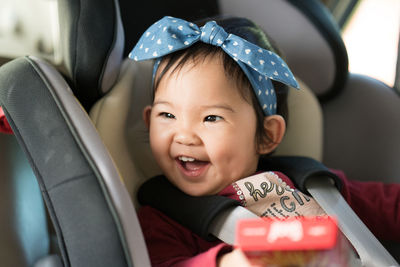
[129,16,300,115]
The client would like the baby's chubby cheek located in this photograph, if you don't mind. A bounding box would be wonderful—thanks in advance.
[148,133,169,164]
[212,149,258,182]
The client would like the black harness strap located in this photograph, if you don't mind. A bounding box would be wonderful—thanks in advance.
[258,156,343,193]
[137,156,342,240]
[137,175,240,241]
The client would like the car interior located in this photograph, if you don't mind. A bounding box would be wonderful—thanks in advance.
[0,0,399,266]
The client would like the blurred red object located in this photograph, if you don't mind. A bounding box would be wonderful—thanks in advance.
[0,106,13,134]
[235,217,352,267]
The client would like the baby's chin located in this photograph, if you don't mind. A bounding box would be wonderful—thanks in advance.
[178,183,227,197]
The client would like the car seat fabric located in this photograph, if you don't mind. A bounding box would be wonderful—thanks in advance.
[323,74,400,183]
[0,56,150,267]
[90,60,162,207]
[274,81,323,161]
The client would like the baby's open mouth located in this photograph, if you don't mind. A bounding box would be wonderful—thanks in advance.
[177,156,209,173]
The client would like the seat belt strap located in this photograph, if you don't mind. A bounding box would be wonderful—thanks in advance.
[208,205,261,245]
[306,177,399,267]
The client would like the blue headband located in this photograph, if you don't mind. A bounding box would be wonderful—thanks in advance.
[129,16,299,115]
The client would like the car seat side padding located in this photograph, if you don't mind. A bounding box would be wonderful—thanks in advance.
[31,56,151,267]
[0,57,142,267]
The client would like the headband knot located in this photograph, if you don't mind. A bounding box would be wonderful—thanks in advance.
[200,21,229,47]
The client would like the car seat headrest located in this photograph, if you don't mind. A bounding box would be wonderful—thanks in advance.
[58,0,124,109]
[219,0,349,100]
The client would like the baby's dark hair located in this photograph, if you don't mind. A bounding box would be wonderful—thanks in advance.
[153,16,289,150]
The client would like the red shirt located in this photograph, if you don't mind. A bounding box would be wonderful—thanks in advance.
[0,106,13,134]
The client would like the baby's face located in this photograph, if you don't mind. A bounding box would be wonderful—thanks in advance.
[145,56,261,196]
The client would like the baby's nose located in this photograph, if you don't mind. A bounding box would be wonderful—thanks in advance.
[173,128,201,146]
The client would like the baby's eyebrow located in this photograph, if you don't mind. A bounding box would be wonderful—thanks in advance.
[152,100,171,107]
[201,104,235,113]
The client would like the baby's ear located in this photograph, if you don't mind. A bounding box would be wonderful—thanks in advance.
[257,115,286,154]
[142,105,152,129]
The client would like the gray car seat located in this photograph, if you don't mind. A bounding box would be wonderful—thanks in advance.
[0,0,150,266]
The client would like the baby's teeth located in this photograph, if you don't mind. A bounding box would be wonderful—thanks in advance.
[179,156,195,162]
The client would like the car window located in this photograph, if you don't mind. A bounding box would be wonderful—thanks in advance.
[329,0,399,87]
[0,0,61,64]
[344,0,399,87]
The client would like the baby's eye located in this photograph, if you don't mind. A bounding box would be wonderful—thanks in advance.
[204,115,223,122]
[159,112,175,119]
